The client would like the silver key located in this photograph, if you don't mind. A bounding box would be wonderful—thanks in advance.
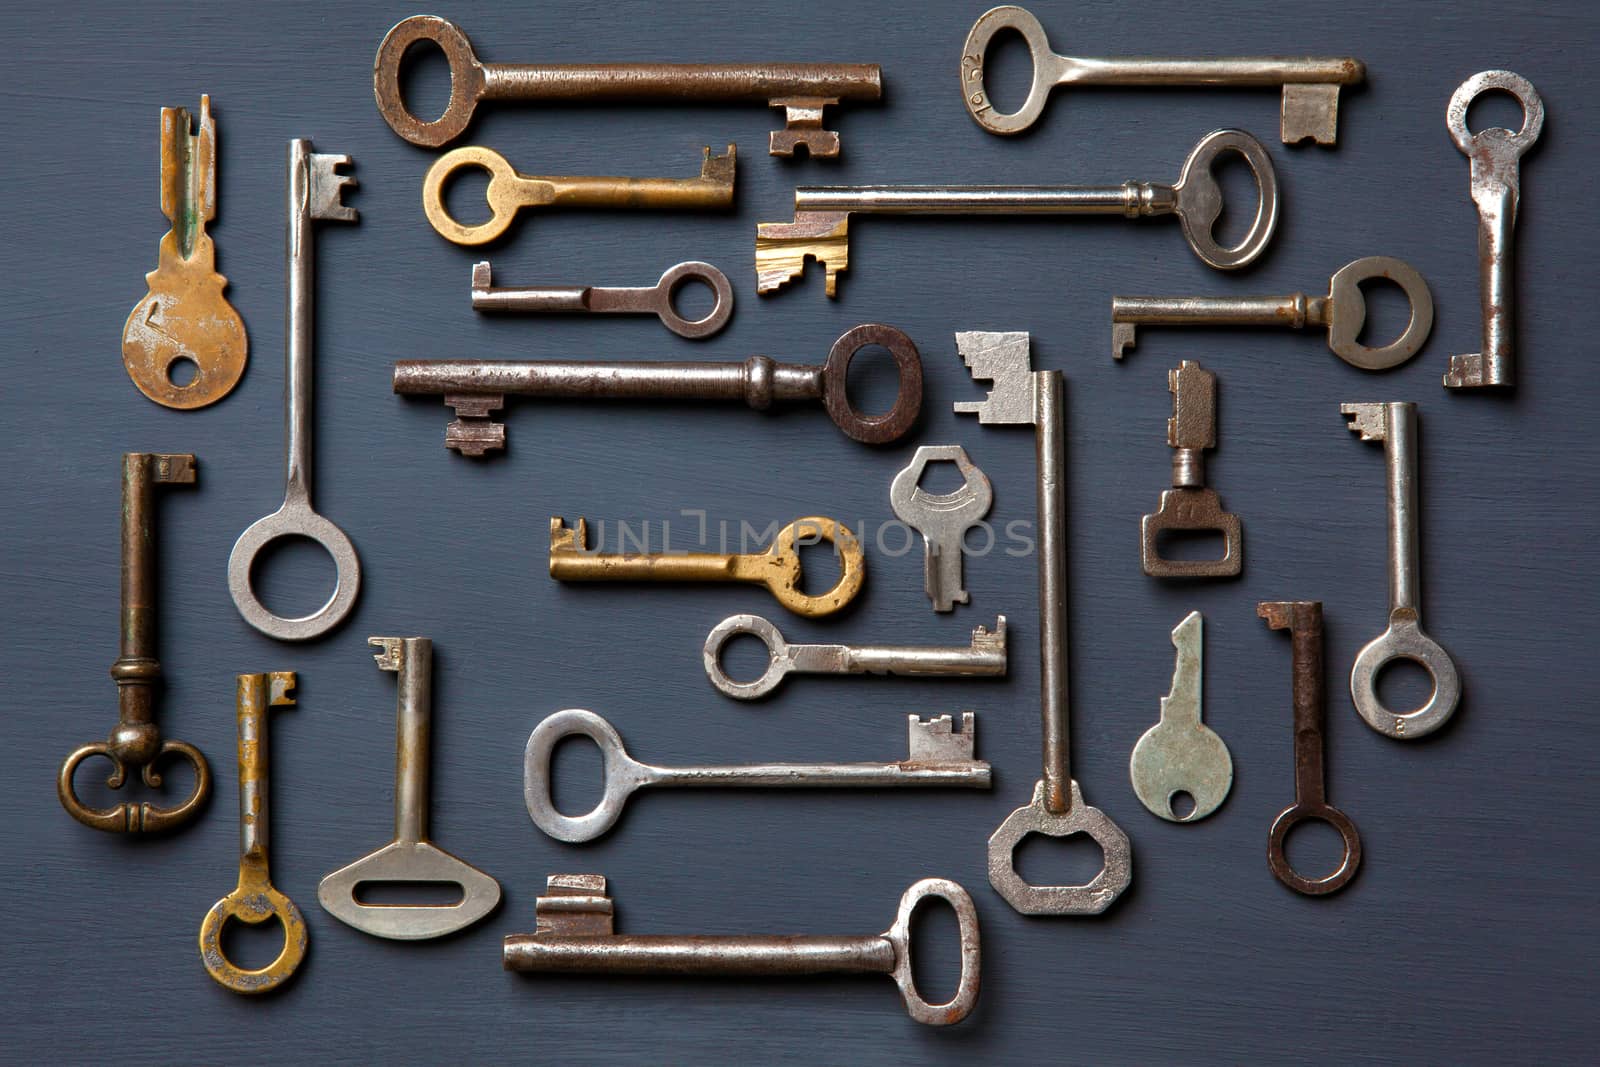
[524,710,991,842]
[703,614,1007,699]
[470,259,734,340]
[1129,611,1232,822]
[1342,403,1460,739]
[889,445,993,612]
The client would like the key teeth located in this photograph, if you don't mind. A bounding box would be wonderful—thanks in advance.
[1443,353,1487,388]
[1340,402,1387,441]
[953,331,1038,425]
[699,144,738,184]
[268,671,298,706]
[755,212,850,296]
[1256,601,1296,631]
[368,637,404,673]
[308,153,359,222]
[1112,322,1137,360]
[550,517,588,554]
[907,712,976,762]
[1280,83,1343,146]
[535,874,615,937]
[471,261,492,291]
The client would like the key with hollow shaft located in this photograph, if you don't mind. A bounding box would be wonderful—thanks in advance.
[504,875,980,1026]
[423,144,734,246]
[890,445,993,612]
[757,129,1277,296]
[956,332,1132,916]
[703,614,1007,699]
[1443,71,1543,389]
[1142,360,1241,578]
[1341,402,1459,739]
[1129,611,1232,822]
[1258,601,1361,896]
[471,259,733,340]
[392,323,922,454]
[1112,257,1434,371]
[523,710,991,842]
[318,638,501,941]
[960,5,1364,144]
[374,15,882,157]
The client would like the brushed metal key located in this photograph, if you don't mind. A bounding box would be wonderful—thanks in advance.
[471,260,733,340]
[523,710,991,842]
[1129,611,1232,822]
[890,445,993,612]
[1142,361,1241,578]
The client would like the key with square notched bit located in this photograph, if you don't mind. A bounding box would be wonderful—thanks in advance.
[890,445,993,612]
[1142,361,1241,578]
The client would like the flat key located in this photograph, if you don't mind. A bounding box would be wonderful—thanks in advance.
[703,614,1007,699]
[757,129,1277,295]
[1257,602,1362,896]
[1141,361,1241,578]
[523,710,991,842]
[392,323,923,454]
[549,515,864,618]
[503,875,980,1026]
[374,15,882,157]
[889,445,994,612]
[1129,611,1232,822]
[960,5,1364,144]
[423,144,735,245]
[1341,402,1460,739]
[1443,71,1544,389]
[1112,257,1434,371]
[471,260,734,340]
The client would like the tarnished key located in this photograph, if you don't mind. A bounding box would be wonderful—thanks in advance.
[1142,361,1241,578]
[374,15,882,157]
[549,516,864,618]
[471,260,733,340]
[1443,71,1543,389]
[1258,601,1361,896]
[757,130,1277,295]
[504,875,980,1026]
[1129,611,1232,822]
[703,614,1007,699]
[956,332,1131,916]
[960,5,1364,144]
[1112,257,1434,371]
[889,445,993,612]
[423,144,735,246]
[1341,403,1459,739]
[523,710,991,842]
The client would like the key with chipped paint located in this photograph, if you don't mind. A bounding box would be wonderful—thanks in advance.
[1142,360,1242,578]
[1129,611,1232,822]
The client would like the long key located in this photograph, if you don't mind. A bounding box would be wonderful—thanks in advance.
[522,710,991,842]
[1257,602,1361,896]
[960,5,1363,144]
[228,141,360,642]
[956,332,1131,916]
[504,875,980,1026]
[549,516,864,618]
[889,445,994,612]
[1142,361,1241,578]
[374,15,882,157]
[1341,402,1460,739]
[703,614,1007,699]
[1443,71,1544,389]
[756,129,1277,296]
[471,260,733,340]
[1112,257,1434,371]
[423,144,734,246]
[199,672,308,993]
[1129,611,1232,822]
[392,323,922,454]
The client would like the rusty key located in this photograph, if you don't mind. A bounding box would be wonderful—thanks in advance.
[1141,361,1242,578]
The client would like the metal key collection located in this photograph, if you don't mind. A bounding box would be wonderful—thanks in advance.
[67,3,1541,1024]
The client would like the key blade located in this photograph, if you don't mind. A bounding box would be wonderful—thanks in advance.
[1168,361,1216,449]
[1340,402,1388,442]
[535,874,615,937]
[159,96,217,238]
[906,712,977,763]
[369,636,405,672]
[1159,611,1203,724]
[307,152,359,222]
[755,211,849,295]
[928,542,968,612]
[549,517,587,555]
[953,332,1038,425]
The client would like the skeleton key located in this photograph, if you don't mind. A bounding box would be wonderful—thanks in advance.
[228,141,360,642]
[423,144,735,246]
[1257,602,1361,896]
[703,614,1007,699]
[504,874,980,1026]
[960,5,1364,144]
[889,445,993,612]
[1341,402,1460,739]
[757,129,1277,295]
[58,453,209,834]
[523,710,991,842]
[549,516,864,618]
[374,15,882,157]
[199,671,308,993]
[1129,612,1232,822]
[122,96,247,409]
[1443,71,1544,389]
[955,332,1132,916]
[471,260,733,340]
[1142,361,1242,578]
[1112,256,1435,371]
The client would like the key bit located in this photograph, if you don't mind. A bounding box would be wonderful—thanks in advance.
[754,210,850,297]
[1128,611,1232,822]
[890,446,993,612]
[906,713,979,764]
[1141,361,1241,578]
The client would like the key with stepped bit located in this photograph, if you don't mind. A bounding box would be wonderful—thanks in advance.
[471,259,733,340]
[889,445,993,612]
[1142,361,1241,578]
[1129,611,1232,822]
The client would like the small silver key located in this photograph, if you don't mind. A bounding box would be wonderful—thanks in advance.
[524,709,990,842]
[470,259,733,340]
[889,445,993,612]
[703,614,1007,699]
[1129,611,1232,822]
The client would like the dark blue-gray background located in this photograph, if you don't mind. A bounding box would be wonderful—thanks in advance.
[5,0,1595,1062]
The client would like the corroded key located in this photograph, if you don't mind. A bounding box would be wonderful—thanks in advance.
[1129,611,1232,822]
[471,260,733,340]
[504,875,981,1026]
[1112,257,1434,371]
[423,144,735,245]
[960,5,1364,144]
[549,516,864,618]
[1142,361,1241,578]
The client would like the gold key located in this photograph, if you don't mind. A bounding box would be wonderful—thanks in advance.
[549,516,864,617]
[123,96,248,409]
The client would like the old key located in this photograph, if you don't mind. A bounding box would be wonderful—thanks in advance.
[1142,361,1241,578]
[471,260,733,340]
[1129,611,1232,822]
[889,445,994,613]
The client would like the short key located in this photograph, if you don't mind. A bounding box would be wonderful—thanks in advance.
[1141,361,1241,578]
[522,710,991,842]
[1129,611,1232,822]
[889,445,994,612]
[471,260,734,340]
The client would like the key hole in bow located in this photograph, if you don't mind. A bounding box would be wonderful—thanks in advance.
[1283,819,1346,882]
[68,747,201,808]
[667,275,718,323]
[843,343,901,418]
[1209,151,1262,250]
[355,881,465,907]
[1168,790,1197,820]
[167,356,199,388]
[548,734,606,817]
[1354,277,1413,350]
[973,27,1036,115]
[398,37,454,125]
[1465,88,1527,137]
[908,892,962,1006]
[718,633,776,686]
[1015,830,1106,886]
[1376,658,1434,715]
[250,536,337,619]
[795,539,843,597]
[1156,528,1226,562]
[440,163,494,227]
[220,913,290,971]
